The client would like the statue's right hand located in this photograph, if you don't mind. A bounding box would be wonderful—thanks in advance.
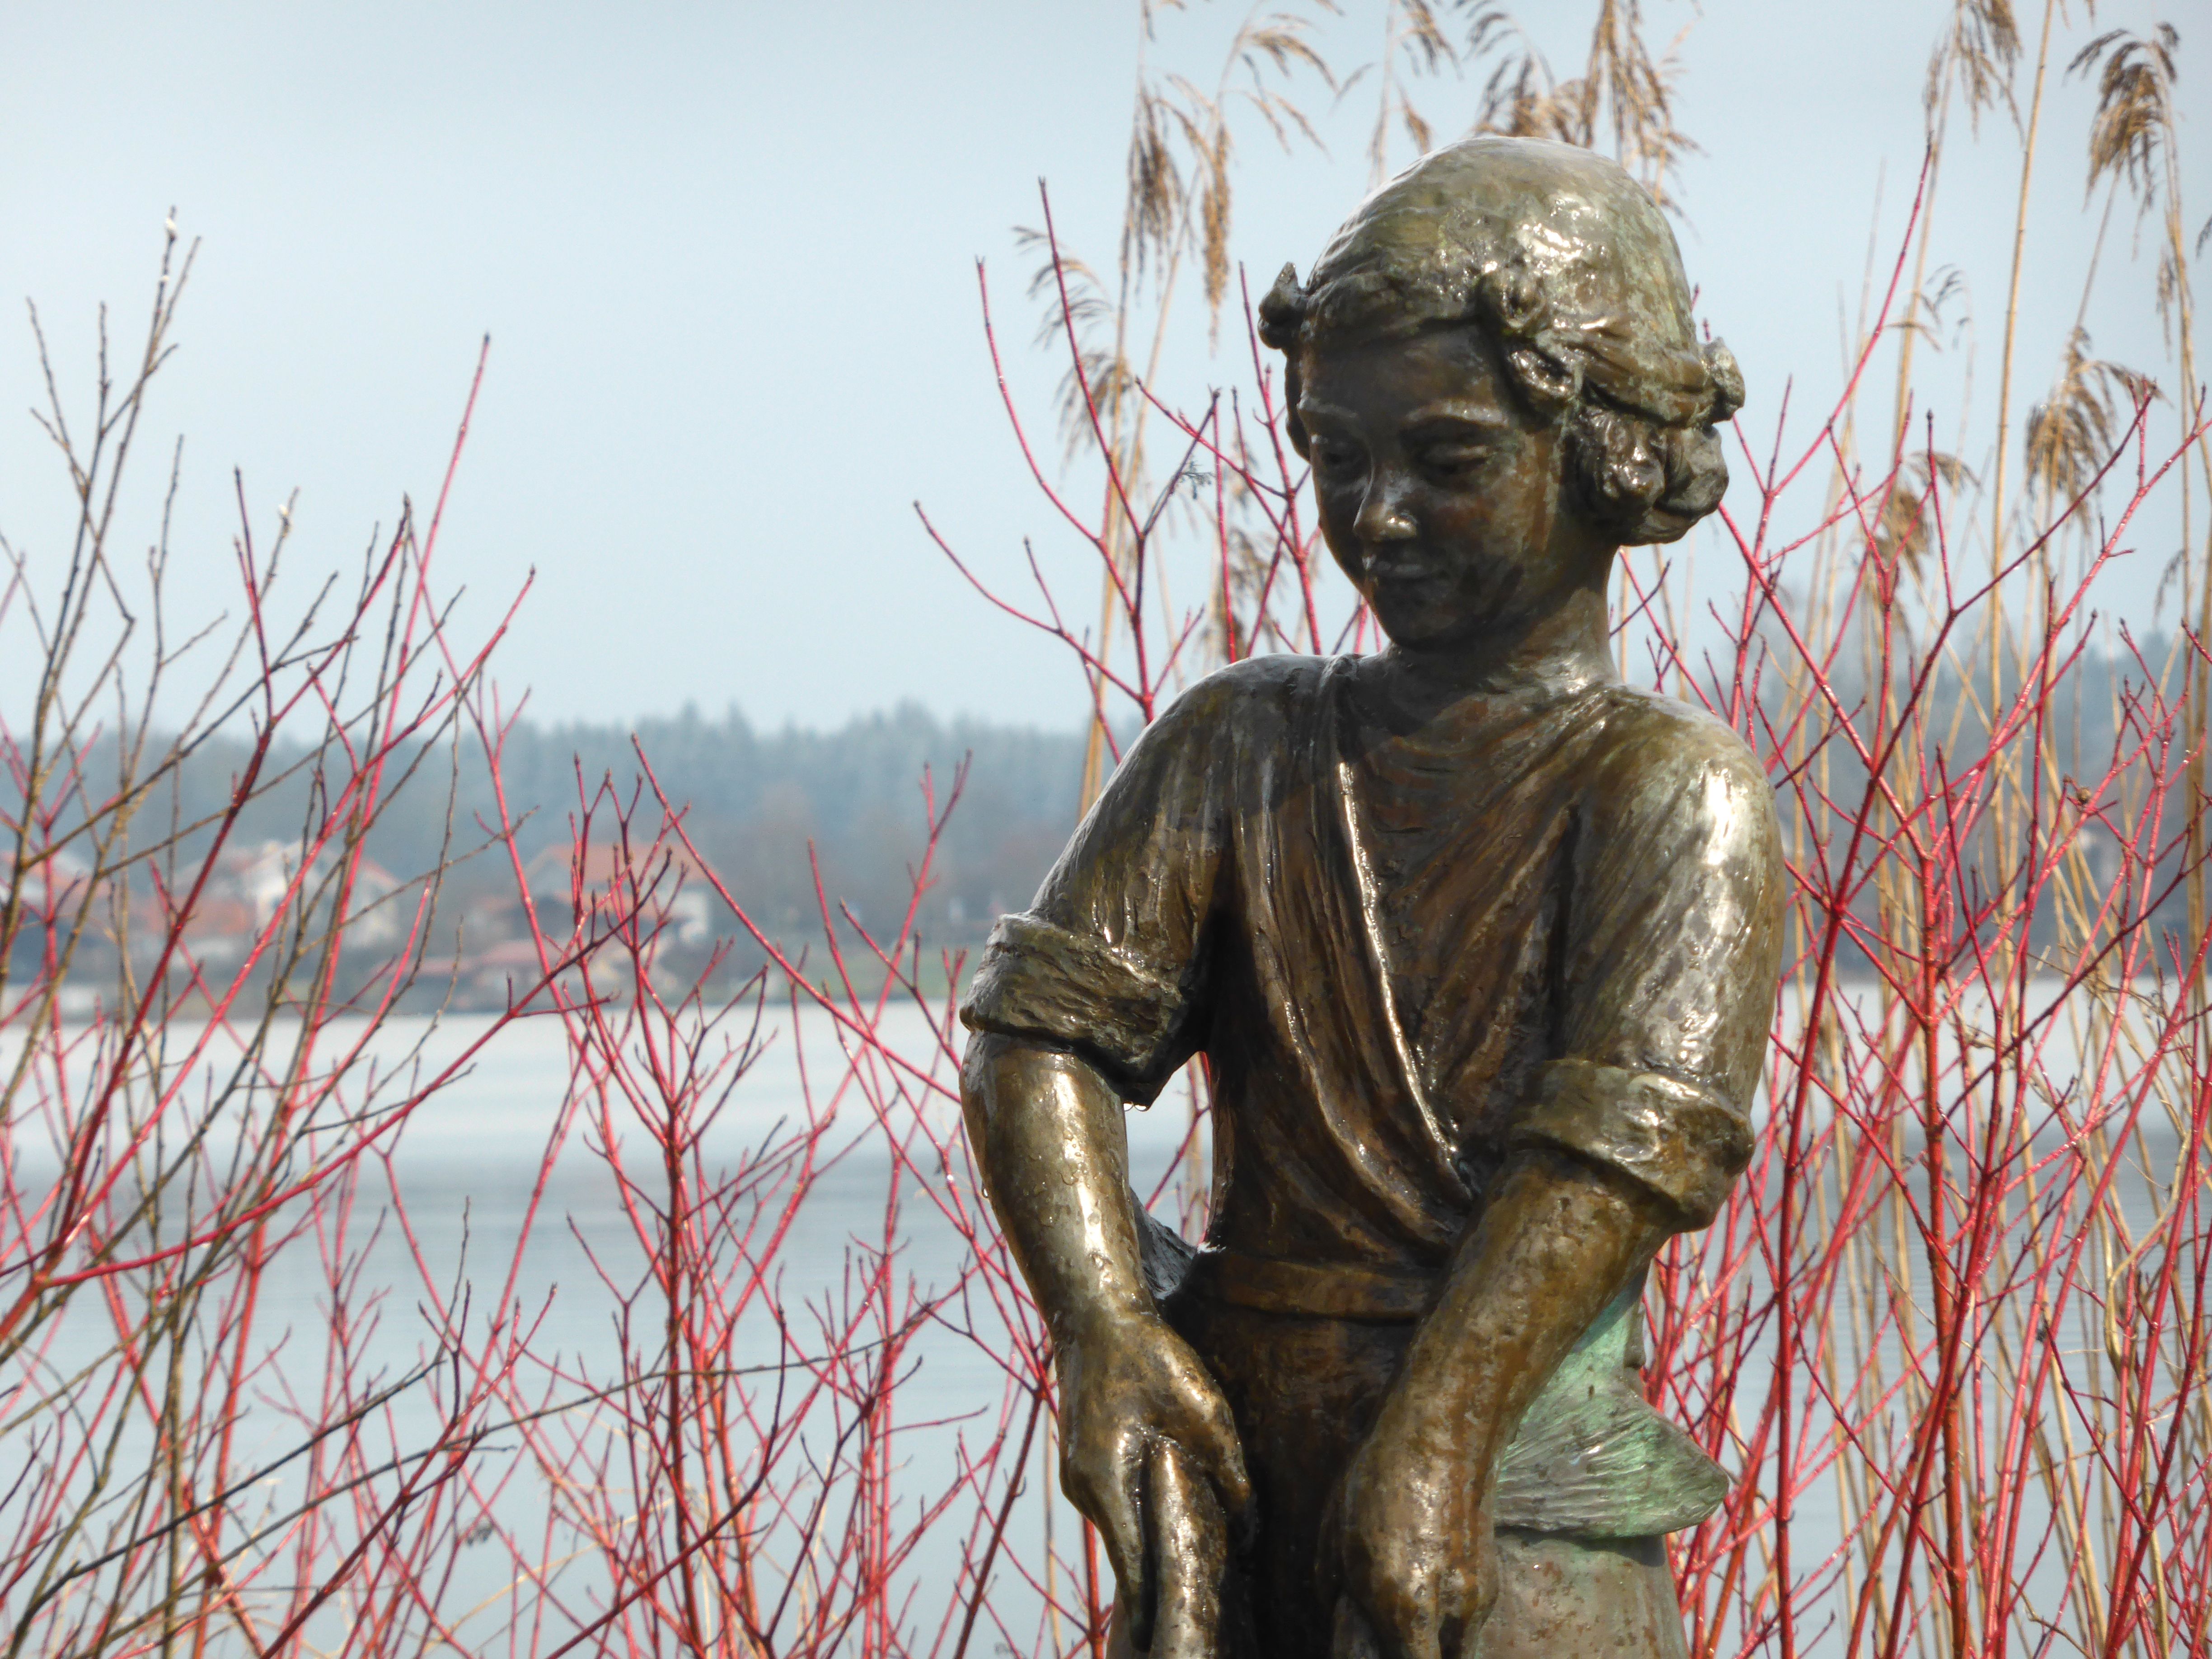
[1055,1308,1251,1650]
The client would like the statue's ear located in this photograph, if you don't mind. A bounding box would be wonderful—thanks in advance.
[1256,262,1304,350]
[1477,265,1545,337]
[1504,345,1582,419]
[1702,339,1745,423]
[1282,356,1311,458]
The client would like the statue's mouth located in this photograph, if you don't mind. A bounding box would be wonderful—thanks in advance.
[1363,549,1445,586]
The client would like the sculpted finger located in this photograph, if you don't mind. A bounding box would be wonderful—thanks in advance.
[1181,1384,1253,1522]
[1331,1597,1383,1659]
[1074,1443,1152,1654]
[1314,1486,1348,1609]
[1362,1576,1443,1659]
[1398,1600,1447,1659]
[1449,1531,1501,1659]
[1144,1442,1226,1659]
[1446,1578,1497,1659]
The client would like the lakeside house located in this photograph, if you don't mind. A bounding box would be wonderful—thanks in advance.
[524,842,716,948]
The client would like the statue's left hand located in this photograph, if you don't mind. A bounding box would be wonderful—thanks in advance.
[1321,1400,1497,1659]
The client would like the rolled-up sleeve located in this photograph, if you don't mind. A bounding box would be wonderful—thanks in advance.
[1510,714,1786,1228]
[962,912,1186,1088]
[960,678,1236,1104]
[1515,1059,1757,1226]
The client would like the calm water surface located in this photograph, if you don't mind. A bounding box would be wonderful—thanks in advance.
[7,984,2196,1654]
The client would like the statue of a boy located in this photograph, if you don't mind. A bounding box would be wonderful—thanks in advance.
[960,137,1784,1659]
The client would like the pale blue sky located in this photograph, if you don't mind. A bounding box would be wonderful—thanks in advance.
[1,1,2202,728]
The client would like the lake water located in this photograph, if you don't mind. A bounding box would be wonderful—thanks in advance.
[2,1000,1203,1654]
[4,982,2198,1654]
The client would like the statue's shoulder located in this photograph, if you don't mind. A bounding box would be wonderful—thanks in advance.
[1587,682,1766,776]
[1148,652,1335,739]
[1103,656,1334,801]
[1187,651,1335,703]
[1582,683,1777,843]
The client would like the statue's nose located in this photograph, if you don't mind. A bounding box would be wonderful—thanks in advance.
[1354,471,1418,544]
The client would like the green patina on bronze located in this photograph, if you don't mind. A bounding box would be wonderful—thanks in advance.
[1490,1275,1730,1539]
[960,137,1781,1659]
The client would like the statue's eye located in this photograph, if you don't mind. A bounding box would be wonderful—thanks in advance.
[1314,442,1364,479]
[1419,443,1490,479]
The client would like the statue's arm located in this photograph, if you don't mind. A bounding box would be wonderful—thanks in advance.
[1330,735,1785,1657]
[961,1030,1157,1338]
[962,1031,1248,1652]
[957,677,1249,1649]
[1323,1147,1675,1656]
[1395,726,1784,1456]
[1380,1144,1672,1466]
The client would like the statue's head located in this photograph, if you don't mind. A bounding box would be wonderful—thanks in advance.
[1259,137,1742,651]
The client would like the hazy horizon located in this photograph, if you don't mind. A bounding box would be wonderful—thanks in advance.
[4,0,2204,733]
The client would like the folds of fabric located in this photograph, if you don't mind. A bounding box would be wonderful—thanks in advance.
[961,652,1783,1536]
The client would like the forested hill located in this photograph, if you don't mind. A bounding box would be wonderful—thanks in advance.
[50,702,1092,965]
[481,703,1090,942]
[51,640,2180,984]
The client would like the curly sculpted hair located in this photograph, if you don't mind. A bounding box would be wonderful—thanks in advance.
[1258,137,1744,547]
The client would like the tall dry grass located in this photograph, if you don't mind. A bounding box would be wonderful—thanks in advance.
[1,3,2208,1656]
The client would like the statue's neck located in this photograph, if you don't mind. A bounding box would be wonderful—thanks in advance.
[1374,584,1616,712]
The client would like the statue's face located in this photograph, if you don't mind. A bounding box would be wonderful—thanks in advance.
[1297,325,1604,651]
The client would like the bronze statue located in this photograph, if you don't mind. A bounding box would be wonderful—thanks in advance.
[960,136,1783,1659]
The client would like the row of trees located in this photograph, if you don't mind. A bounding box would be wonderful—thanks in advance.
[4,1,2210,1654]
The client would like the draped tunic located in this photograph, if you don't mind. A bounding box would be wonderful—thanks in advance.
[961,651,1785,1535]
